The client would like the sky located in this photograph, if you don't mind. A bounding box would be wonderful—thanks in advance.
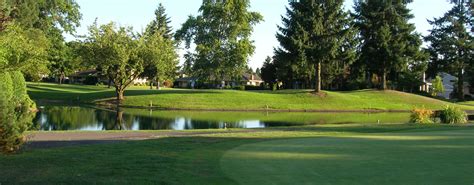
[65,0,454,70]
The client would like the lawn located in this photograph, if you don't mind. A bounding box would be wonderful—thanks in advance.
[27,82,471,111]
[1,124,474,184]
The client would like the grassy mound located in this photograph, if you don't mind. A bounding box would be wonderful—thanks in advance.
[27,82,471,111]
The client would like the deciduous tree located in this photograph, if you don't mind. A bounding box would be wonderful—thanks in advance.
[176,0,262,86]
[82,22,145,101]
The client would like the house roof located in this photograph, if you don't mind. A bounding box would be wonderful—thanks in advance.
[242,73,263,81]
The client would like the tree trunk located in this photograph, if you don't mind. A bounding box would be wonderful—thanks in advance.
[150,81,153,90]
[116,88,124,101]
[59,71,64,85]
[115,109,124,130]
[458,68,464,101]
[156,81,161,90]
[381,71,387,90]
[315,62,321,93]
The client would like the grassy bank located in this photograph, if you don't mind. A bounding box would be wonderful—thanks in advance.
[28,82,472,111]
[1,124,474,184]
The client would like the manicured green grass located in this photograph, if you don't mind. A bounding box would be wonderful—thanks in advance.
[460,101,474,107]
[1,124,474,184]
[28,82,471,111]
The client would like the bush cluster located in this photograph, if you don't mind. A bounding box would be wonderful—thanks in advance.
[410,105,468,124]
[439,106,467,124]
[0,71,36,154]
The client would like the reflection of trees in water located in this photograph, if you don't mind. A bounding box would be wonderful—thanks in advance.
[37,106,321,131]
[34,106,97,130]
[182,119,248,129]
[95,108,134,130]
[135,116,175,130]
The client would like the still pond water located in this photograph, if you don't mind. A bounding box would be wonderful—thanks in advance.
[33,106,411,131]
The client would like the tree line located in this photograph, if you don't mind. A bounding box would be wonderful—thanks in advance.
[0,0,81,153]
[261,0,473,100]
[1,0,473,103]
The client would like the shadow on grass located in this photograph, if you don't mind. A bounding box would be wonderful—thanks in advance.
[4,126,473,185]
[28,83,109,92]
[28,86,221,102]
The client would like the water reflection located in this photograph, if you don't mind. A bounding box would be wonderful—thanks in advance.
[33,106,411,131]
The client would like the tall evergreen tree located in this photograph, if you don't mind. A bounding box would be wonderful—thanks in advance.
[425,0,473,100]
[275,0,356,92]
[176,0,263,86]
[146,3,173,39]
[354,0,425,90]
[260,56,277,87]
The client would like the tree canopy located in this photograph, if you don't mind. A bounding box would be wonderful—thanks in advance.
[176,0,263,85]
[82,22,145,100]
[425,0,473,100]
[142,4,179,89]
[353,0,426,90]
[274,0,356,92]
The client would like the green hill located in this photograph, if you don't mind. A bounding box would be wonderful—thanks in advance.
[27,82,472,111]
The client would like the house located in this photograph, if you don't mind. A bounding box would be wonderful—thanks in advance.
[69,69,148,85]
[175,76,198,89]
[69,69,101,84]
[174,73,264,89]
[420,72,432,93]
[242,73,263,86]
[421,72,473,99]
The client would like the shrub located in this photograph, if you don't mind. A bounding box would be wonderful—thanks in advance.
[0,71,35,154]
[83,76,98,85]
[244,85,261,90]
[410,107,434,124]
[439,106,467,124]
[233,86,245,91]
[431,76,444,97]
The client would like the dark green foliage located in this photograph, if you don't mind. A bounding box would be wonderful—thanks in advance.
[425,0,473,100]
[4,0,81,34]
[354,0,427,90]
[145,3,173,39]
[0,71,35,154]
[260,56,277,87]
[274,0,356,91]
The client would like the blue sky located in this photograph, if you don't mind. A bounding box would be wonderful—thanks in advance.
[66,0,453,70]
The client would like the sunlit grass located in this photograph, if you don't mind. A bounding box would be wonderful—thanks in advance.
[221,129,474,185]
[1,124,474,184]
[27,82,472,111]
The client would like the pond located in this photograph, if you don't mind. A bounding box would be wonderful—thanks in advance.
[32,105,411,131]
